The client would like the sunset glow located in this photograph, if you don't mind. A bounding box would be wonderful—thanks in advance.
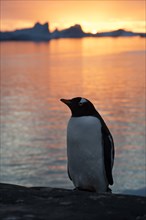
[1,0,146,33]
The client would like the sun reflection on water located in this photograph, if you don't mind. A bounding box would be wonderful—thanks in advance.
[1,37,145,194]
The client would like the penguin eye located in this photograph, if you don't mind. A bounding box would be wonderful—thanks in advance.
[79,102,84,106]
[79,98,87,106]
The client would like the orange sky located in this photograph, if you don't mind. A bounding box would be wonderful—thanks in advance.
[1,0,146,33]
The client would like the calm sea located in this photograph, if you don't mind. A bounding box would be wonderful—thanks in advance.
[1,37,145,196]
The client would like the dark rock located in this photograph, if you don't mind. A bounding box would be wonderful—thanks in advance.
[0,183,146,220]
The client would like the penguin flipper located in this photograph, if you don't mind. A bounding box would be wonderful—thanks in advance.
[94,112,114,185]
[102,127,114,185]
[67,165,72,180]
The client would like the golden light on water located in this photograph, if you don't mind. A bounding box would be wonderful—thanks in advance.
[1,37,145,191]
[1,0,146,195]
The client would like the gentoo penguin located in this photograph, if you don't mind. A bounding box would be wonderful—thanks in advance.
[60,97,114,193]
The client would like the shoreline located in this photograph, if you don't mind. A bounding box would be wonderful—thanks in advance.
[0,183,146,219]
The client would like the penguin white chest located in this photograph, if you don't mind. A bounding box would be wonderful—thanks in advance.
[67,116,107,192]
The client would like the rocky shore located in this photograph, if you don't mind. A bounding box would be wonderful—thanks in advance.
[0,183,146,220]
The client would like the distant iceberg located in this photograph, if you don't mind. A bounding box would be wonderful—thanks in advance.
[0,22,145,41]
[95,29,143,37]
[0,22,51,41]
[51,24,91,39]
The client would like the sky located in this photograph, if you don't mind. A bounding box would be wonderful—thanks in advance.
[1,0,146,33]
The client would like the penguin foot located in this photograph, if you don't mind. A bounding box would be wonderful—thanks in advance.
[107,187,112,193]
[74,187,112,193]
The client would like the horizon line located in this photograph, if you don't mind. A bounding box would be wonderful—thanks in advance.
[1,21,146,34]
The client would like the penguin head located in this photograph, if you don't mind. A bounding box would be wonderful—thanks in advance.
[60,97,97,117]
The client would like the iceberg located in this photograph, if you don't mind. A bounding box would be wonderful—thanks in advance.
[0,22,145,41]
[51,24,91,38]
[0,22,51,41]
[95,29,143,37]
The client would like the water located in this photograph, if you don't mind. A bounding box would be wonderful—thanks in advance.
[0,37,145,196]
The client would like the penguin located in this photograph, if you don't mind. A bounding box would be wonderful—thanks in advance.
[60,97,114,193]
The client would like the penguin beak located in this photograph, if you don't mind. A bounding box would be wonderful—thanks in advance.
[60,99,71,106]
